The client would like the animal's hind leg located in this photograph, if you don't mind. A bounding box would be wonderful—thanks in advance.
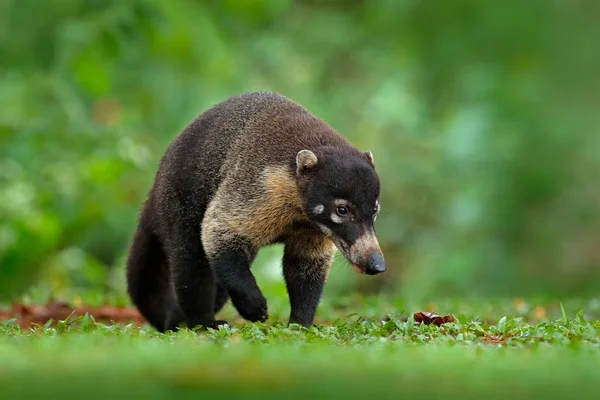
[214,283,229,314]
[165,286,228,331]
[164,301,228,331]
[166,219,221,329]
[164,302,185,332]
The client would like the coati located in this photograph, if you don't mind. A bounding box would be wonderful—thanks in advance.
[126,91,385,332]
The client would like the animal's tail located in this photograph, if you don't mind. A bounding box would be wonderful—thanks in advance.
[126,201,174,332]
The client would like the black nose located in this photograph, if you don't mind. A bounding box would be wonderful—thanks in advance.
[365,252,386,275]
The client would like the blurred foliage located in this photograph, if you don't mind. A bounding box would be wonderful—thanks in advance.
[1,0,599,301]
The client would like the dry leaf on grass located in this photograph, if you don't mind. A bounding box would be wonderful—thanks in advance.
[413,312,454,326]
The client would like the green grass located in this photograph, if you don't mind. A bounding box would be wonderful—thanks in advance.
[1,296,600,399]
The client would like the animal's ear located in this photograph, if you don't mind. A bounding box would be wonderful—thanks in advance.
[296,149,318,175]
[364,150,375,168]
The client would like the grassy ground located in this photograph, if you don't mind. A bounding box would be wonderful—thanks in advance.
[1,295,599,399]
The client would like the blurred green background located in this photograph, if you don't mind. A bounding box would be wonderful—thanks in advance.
[1,0,599,305]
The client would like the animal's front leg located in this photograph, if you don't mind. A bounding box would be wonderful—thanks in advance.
[283,235,335,327]
[206,240,268,323]
[201,189,270,323]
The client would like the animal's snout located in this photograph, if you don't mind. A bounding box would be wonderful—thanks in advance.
[364,251,386,275]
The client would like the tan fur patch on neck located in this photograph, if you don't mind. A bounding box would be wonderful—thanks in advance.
[241,166,307,245]
[285,231,336,260]
[202,165,307,258]
[262,165,304,215]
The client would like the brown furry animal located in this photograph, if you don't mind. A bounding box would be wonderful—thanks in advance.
[126,92,385,332]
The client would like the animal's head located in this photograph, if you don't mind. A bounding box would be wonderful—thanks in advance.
[296,147,385,275]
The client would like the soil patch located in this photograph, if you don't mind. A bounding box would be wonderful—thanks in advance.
[0,301,145,329]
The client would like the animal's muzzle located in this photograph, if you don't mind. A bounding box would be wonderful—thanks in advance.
[341,227,386,275]
[364,250,386,275]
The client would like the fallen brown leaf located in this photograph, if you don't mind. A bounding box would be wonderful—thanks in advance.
[413,312,455,326]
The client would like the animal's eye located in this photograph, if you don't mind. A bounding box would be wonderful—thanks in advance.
[336,206,348,216]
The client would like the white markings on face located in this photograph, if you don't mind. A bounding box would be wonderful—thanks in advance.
[334,199,351,208]
[330,213,344,224]
[316,223,333,237]
[333,199,354,222]
[312,204,324,215]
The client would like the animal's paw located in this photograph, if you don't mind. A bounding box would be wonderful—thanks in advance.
[185,316,228,332]
[193,319,228,330]
[187,319,228,332]
[230,291,269,323]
